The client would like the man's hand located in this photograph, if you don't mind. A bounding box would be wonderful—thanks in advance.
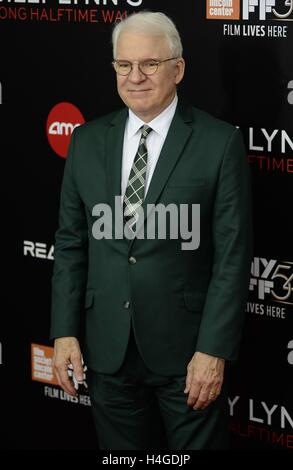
[184,351,225,410]
[53,337,84,397]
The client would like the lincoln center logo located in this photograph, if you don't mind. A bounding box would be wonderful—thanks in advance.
[207,0,293,20]
[31,344,58,385]
[46,102,85,158]
[206,0,241,19]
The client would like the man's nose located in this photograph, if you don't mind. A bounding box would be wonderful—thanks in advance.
[128,63,146,82]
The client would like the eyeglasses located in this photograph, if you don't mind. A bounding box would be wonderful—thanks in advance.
[112,57,178,76]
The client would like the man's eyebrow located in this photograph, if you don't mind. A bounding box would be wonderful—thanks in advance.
[116,58,161,61]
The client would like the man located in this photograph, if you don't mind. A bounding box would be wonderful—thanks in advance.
[51,11,252,450]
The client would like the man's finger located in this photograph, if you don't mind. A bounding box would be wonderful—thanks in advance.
[193,387,220,410]
[192,388,210,410]
[54,364,77,396]
[186,381,201,407]
[184,370,192,394]
[71,355,84,382]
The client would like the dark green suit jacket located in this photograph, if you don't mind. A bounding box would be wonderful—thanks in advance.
[50,100,252,375]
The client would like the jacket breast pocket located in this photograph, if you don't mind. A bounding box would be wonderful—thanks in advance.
[166,177,206,189]
[163,178,205,204]
[184,291,206,313]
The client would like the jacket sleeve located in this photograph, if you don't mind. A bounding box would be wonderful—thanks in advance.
[195,128,253,361]
[50,129,88,340]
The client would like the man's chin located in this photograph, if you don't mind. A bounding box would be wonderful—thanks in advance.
[128,103,152,116]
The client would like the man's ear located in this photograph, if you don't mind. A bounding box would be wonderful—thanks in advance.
[175,58,185,85]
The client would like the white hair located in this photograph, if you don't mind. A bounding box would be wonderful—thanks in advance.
[112,11,183,59]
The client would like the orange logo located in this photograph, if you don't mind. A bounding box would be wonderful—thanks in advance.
[31,343,58,385]
[206,0,240,20]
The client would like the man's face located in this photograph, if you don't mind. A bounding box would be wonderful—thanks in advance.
[115,31,185,122]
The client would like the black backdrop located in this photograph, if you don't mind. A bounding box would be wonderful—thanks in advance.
[1,0,293,451]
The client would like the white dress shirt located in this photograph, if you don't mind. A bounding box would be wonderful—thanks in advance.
[121,94,178,201]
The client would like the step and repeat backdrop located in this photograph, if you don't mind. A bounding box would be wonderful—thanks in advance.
[1,0,293,450]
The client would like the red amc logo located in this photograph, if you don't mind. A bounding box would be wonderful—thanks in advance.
[47,102,85,158]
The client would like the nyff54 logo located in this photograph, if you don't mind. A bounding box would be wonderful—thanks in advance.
[250,257,293,304]
[206,0,293,21]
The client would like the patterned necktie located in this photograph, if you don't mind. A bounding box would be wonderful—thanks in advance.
[123,125,153,232]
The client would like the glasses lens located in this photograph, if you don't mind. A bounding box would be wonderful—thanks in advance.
[140,60,158,75]
[115,61,131,75]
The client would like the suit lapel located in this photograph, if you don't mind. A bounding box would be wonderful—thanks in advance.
[130,102,194,244]
[106,108,128,240]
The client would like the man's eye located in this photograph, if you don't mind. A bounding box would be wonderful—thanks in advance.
[119,62,130,68]
[145,61,157,68]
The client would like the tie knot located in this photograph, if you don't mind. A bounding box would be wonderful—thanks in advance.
[141,125,152,139]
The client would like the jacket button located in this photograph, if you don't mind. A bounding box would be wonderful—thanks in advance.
[123,300,131,309]
[128,256,137,264]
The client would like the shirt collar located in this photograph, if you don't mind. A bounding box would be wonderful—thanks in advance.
[126,94,178,139]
